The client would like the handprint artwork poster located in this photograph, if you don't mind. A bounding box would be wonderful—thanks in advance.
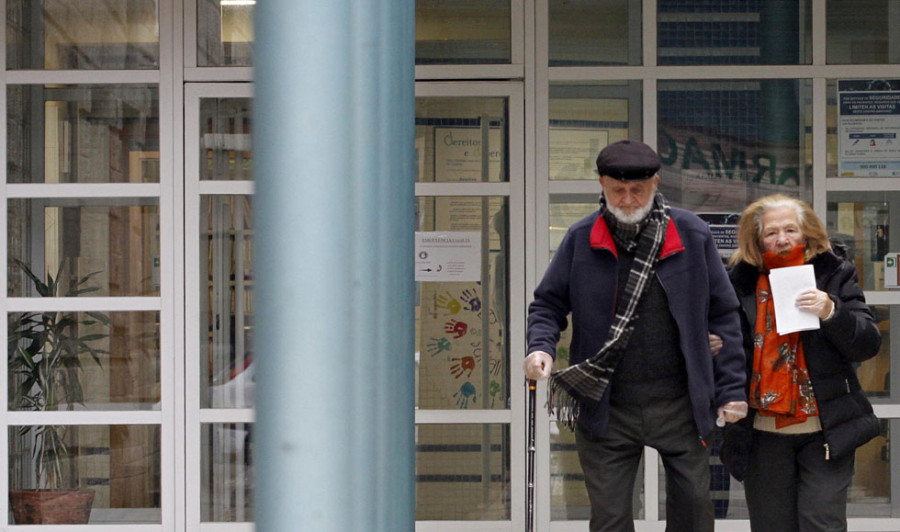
[418,281,506,410]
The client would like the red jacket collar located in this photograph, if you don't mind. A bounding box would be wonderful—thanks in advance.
[589,215,685,259]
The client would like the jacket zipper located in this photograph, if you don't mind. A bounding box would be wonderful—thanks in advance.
[825,443,830,460]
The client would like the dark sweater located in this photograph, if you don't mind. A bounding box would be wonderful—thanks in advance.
[609,249,688,405]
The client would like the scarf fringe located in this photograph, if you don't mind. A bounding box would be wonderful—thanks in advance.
[547,376,584,431]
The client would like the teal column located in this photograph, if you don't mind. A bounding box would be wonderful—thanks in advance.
[253,2,415,531]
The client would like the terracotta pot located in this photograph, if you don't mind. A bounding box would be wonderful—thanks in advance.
[9,489,95,524]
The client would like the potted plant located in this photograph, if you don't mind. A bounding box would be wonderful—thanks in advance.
[7,259,109,524]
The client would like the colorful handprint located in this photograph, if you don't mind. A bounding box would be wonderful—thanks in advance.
[450,356,476,379]
[454,382,477,408]
[435,291,462,316]
[460,288,482,312]
[425,337,452,357]
[444,319,468,339]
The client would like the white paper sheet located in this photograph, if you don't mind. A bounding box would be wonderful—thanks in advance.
[768,265,821,335]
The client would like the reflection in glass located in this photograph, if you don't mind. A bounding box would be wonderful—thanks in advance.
[657,0,811,66]
[6,0,159,70]
[847,420,891,517]
[7,85,159,184]
[825,193,894,292]
[201,423,253,522]
[200,196,254,409]
[197,0,254,67]
[200,98,253,181]
[827,0,900,64]
[549,0,639,66]
[657,79,813,213]
[549,82,642,181]
[414,197,508,411]
[8,425,161,524]
[860,306,891,400]
[9,311,160,411]
[415,424,509,520]
[415,0,510,65]
[8,199,160,297]
[415,97,509,183]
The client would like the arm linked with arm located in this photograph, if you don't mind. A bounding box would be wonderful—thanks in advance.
[704,231,747,406]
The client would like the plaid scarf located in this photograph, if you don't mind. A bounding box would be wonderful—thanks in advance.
[548,192,671,430]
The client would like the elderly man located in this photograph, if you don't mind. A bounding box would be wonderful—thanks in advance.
[524,140,747,532]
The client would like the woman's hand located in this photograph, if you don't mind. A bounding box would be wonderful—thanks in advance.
[795,289,835,320]
[709,333,723,357]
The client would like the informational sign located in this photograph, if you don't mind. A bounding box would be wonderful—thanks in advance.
[837,79,900,176]
[549,127,609,180]
[885,253,900,289]
[433,127,503,182]
[415,231,482,282]
[697,212,740,259]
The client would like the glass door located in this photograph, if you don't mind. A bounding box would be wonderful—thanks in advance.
[184,83,255,532]
[413,81,527,530]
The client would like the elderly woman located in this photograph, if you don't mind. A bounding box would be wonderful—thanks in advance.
[721,194,881,531]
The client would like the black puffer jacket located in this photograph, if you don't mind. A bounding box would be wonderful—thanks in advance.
[722,249,882,480]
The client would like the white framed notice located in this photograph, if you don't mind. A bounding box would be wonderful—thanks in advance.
[837,79,900,176]
[415,231,482,282]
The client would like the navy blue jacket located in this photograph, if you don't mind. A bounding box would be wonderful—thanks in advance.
[527,206,747,438]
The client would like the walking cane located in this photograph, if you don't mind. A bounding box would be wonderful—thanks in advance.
[526,378,537,532]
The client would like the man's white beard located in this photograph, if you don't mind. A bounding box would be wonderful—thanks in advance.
[607,199,653,224]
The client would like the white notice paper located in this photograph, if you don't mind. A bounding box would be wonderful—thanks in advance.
[768,265,820,335]
[415,231,482,282]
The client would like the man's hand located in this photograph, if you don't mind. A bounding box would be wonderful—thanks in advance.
[716,401,749,426]
[709,333,723,357]
[524,351,553,380]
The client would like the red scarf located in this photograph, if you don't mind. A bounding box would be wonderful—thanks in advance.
[750,246,818,428]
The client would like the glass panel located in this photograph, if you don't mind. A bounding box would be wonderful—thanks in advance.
[6,0,159,70]
[200,98,253,181]
[9,311,160,411]
[848,419,892,517]
[549,200,597,258]
[658,0,812,66]
[200,195,254,409]
[7,85,159,184]
[415,424,510,520]
[825,192,896,292]
[657,79,813,216]
[415,97,509,183]
[827,0,900,64]
[197,0,254,67]
[415,0,510,65]
[550,424,644,521]
[201,423,253,522]
[415,197,508,411]
[828,79,900,178]
[8,198,160,297]
[8,425,161,524]
[549,81,642,181]
[549,0,640,66]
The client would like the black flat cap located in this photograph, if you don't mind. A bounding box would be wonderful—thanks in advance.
[596,140,661,181]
